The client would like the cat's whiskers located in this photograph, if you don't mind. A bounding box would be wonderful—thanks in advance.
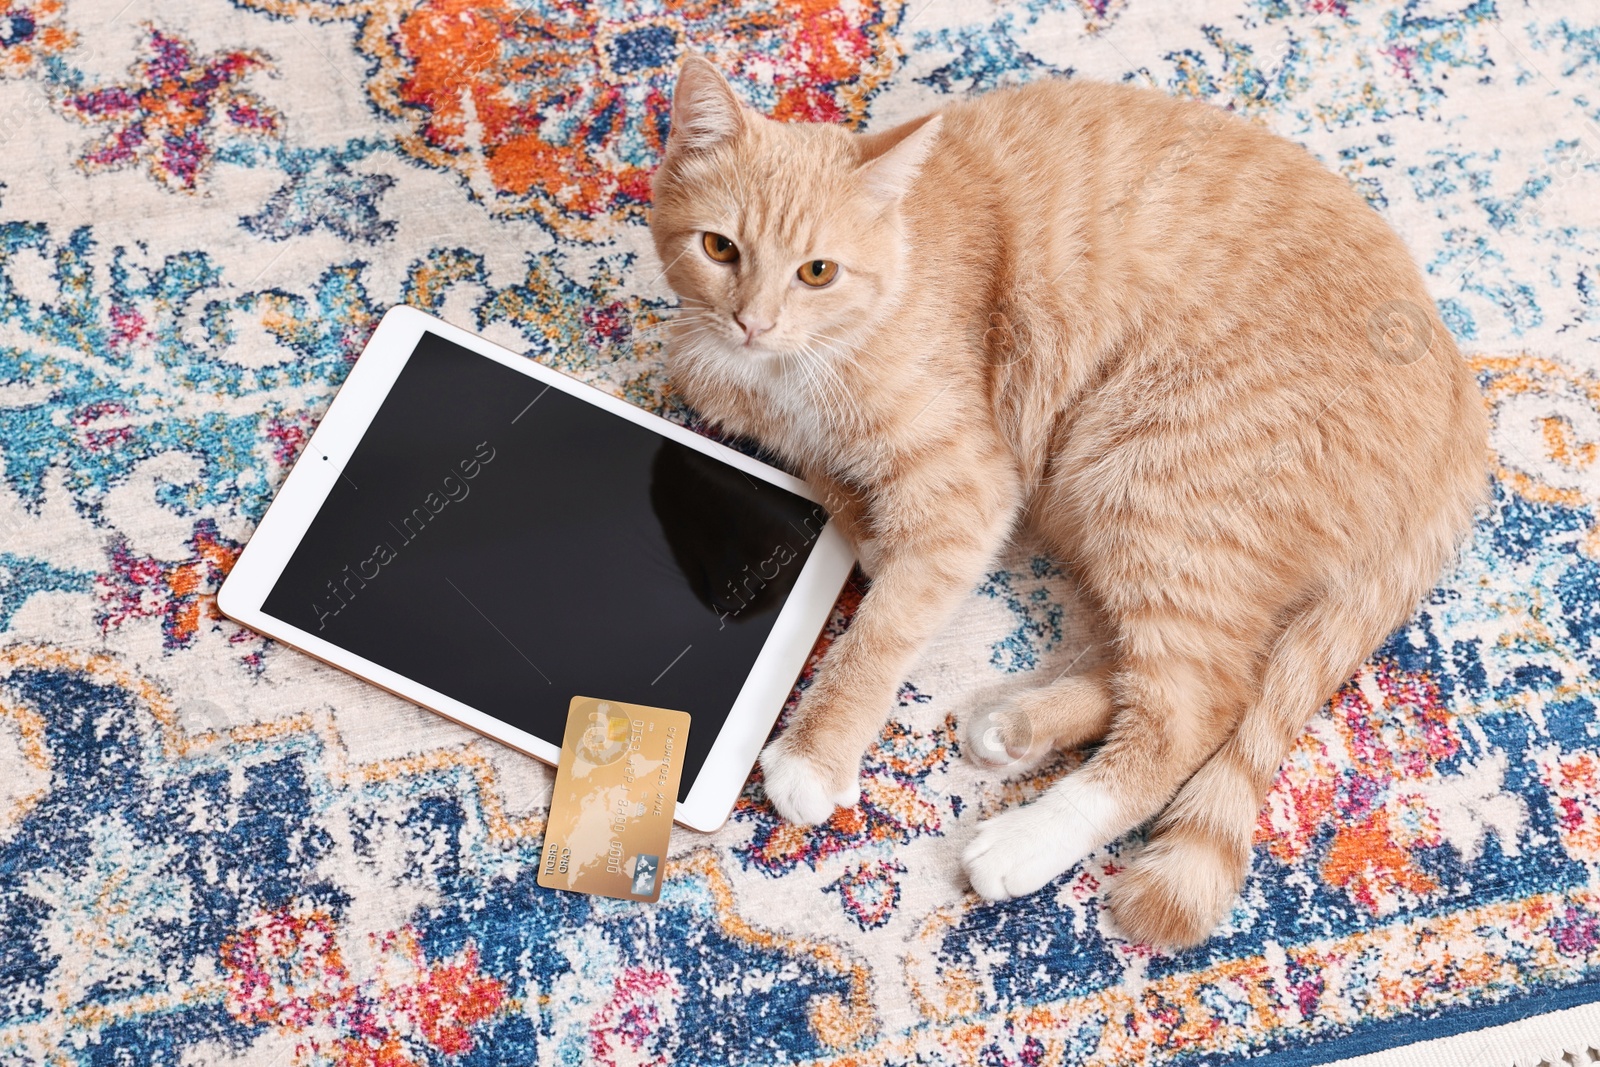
[807,333,866,371]
[804,330,869,389]
[633,297,710,335]
[631,313,715,359]
[669,329,737,394]
[654,314,724,371]
[790,339,857,430]
[807,358,850,432]
[804,329,872,426]
[668,310,770,396]
[639,242,704,292]
[648,296,712,317]
[781,343,833,425]
[633,317,691,337]
[646,300,719,332]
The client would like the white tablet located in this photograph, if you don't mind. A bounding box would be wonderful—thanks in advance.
[218,305,854,832]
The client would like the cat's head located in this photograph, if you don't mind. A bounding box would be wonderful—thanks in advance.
[650,55,941,371]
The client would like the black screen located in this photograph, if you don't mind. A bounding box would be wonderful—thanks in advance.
[263,332,828,798]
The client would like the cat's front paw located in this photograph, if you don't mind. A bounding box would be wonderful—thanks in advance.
[759,737,861,826]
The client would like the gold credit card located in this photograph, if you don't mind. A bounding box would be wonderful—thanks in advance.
[537,696,691,903]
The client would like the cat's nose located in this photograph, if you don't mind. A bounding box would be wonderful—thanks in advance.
[733,312,773,345]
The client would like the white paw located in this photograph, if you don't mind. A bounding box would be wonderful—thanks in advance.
[962,776,1118,900]
[759,740,859,826]
[964,702,1036,769]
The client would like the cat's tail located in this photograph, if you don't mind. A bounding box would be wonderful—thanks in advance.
[1108,351,1488,948]
[1105,551,1456,946]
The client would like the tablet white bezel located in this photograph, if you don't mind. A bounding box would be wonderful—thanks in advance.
[217,304,854,833]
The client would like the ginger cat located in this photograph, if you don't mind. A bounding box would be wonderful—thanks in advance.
[649,55,1487,946]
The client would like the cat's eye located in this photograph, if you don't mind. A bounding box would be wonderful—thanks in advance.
[702,232,739,263]
[797,259,838,287]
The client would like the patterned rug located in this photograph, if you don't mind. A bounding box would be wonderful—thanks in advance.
[1,0,1598,1063]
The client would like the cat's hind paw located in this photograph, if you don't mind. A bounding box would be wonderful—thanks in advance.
[964,703,1037,769]
[759,739,859,826]
[1107,833,1241,948]
[962,777,1117,900]
[963,809,1077,900]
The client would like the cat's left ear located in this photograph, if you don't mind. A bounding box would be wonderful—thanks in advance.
[854,113,943,203]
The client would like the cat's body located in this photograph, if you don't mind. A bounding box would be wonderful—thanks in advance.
[651,58,1487,946]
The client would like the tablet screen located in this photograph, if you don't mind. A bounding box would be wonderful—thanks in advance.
[262,331,828,799]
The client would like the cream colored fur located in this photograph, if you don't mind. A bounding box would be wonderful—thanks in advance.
[649,55,1488,947]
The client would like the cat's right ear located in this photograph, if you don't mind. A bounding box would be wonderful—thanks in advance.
[667,54,747,155]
